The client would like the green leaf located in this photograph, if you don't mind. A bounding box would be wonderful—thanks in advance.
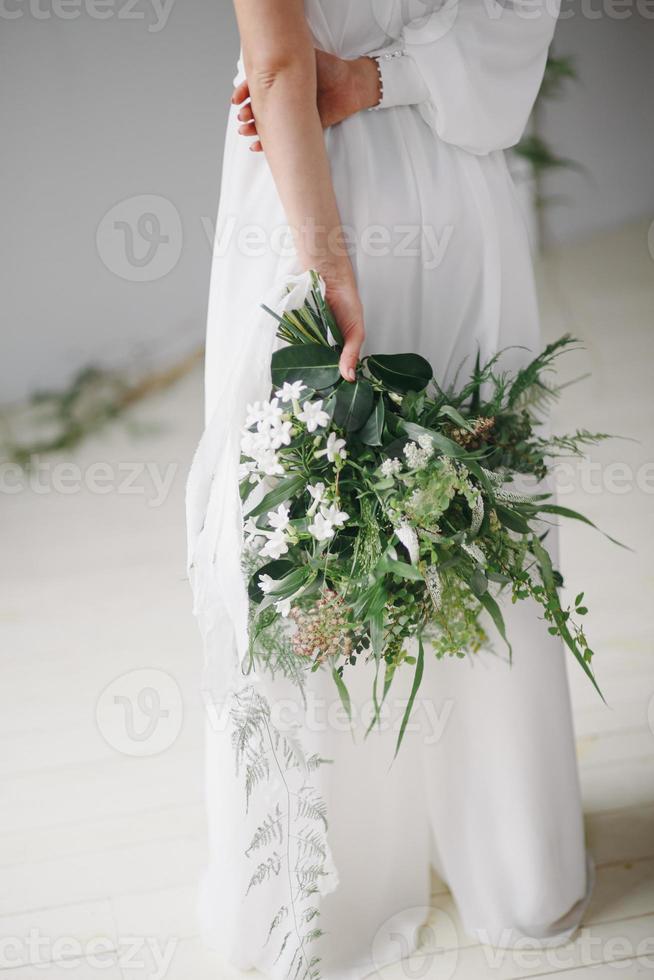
[377,558,423,581]
[271,344,340,390]
[437,404,477,432]
[395,634,425,758]
[538,504,629,549]
[332,379,374,432]
[244,474,305,518]
[369,610,384,663]
[531,536,604,701]
[479,590,513,661]
[469,567,488,597]
[332,668,352,722]
[400,421,471,459]
[358,396,385,446]
[264,566,315,599]
[495,504,531,535]
[366,353,433,393]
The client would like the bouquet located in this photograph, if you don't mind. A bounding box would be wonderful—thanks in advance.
[239,272,615,754]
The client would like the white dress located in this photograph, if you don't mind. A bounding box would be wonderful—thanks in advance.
[186,2,593,978]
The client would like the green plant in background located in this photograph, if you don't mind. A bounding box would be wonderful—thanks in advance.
[515,52,582,240]
[0,351,202,468]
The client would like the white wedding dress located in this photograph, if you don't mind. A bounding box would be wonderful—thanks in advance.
[187,2,593,977]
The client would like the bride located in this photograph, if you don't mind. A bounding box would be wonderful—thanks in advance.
[187,1,593,977]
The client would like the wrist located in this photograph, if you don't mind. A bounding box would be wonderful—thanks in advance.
[351,56,382,113]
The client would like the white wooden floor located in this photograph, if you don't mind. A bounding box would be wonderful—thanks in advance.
[1,221,653,979]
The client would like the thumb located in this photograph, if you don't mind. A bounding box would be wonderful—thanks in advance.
[339,326,363,383]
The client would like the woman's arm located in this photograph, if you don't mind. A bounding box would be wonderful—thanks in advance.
[233,0,364,381]
[234,50,382,145]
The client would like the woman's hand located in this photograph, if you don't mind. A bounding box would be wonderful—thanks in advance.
[233,50,381,151]
[326,275,366,382]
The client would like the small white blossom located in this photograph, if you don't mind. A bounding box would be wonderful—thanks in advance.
[317,432,347,463]
[403,440,431,470]
[245,401,267,428]
[297,399,330,433]
[239,460,259,483]
[240,429,270,459]
[267,504,290,532]
[269,419,293,449]
[321,503,349,529]
[418,433,434,453]
[308,482,326,503]
[257,450,284,477]
[275,381,306,402]
[258,573,276,594]
[381,458,402,478]
[243,517,263,542]
[308,511,336,542]
[275,597,292,617]
[257,398,284,429]
[260,529,289,560]
[309,504,348,541]
[307,481,326,515]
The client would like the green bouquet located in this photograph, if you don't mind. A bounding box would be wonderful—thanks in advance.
[239,272,615,753]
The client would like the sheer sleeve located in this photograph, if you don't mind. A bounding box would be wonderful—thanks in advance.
[371,0,560,156]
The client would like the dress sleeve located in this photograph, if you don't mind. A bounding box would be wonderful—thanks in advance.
[371,0,560,156]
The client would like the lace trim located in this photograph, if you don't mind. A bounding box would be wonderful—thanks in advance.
[368,48,406,111]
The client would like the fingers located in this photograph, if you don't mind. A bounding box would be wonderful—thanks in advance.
[233,91,263,151]
[231,79,250,105]
[339,326,364,382]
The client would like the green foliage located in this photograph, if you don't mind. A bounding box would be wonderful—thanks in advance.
[240,287,621,757]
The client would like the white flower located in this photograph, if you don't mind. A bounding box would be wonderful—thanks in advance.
[308,504,348,542]
[307,481,326,515]
[243,517,263,542]
[258,573,276,594]
[381,458,402,478]
[257,450,284,477]
[267,504,290,532]
[239,460,259,483]
[403,440,431,470]
[317,432,347,463]
[261,529,289,560]
[269,419,293,450]
[297,399,330,433]
[275,381,306,402]
[240,429,268,459]
[321,503,349,529]
[308,511,336,542]
[308,482,326,503]
[257,398,284,429]
[275,597,292,617]
[418,433,433,453]
[245,401,267,428]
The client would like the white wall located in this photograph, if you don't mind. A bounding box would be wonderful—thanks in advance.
[1,1,652,403]
[538,5,654,244]
[1,0,239,404]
